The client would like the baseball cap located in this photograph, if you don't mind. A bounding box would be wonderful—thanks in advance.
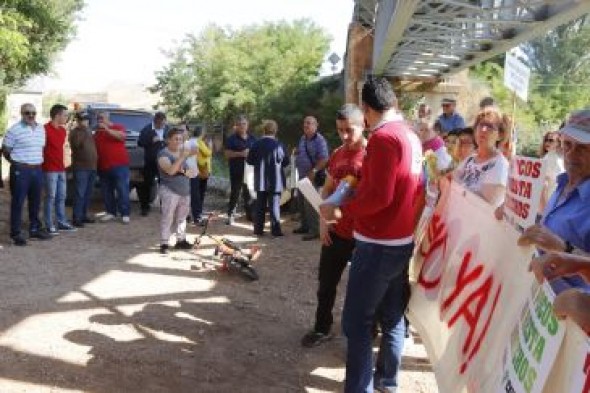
[442,98,456,105]
[560,109,590,144]
[75,111,90,121]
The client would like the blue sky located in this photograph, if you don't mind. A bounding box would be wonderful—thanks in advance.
[46,0,354,92]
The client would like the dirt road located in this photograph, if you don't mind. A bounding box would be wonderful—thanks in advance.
[0,176,438,392]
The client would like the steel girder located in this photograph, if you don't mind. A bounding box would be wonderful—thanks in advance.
[352,0,590,81]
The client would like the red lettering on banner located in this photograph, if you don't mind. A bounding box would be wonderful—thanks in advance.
[583,353,590,393]
[508,177,532,199]
[441,251,503,374]
[517,159,541,179]
[418,214,448,289]
[505,195,530,220]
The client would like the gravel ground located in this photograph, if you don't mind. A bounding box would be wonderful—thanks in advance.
[0,160,438,393]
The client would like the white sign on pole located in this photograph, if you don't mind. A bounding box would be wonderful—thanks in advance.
[504,52,531,102]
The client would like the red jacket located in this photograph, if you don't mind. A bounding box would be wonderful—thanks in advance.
[342,119,423,244]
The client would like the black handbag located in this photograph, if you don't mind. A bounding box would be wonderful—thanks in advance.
[303,137,326,188]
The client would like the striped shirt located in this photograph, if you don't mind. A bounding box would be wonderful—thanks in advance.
[2,121,46,165]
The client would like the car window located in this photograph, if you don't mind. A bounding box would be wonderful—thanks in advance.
[109,112,153,134]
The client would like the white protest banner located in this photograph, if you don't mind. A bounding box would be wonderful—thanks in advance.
[504,156,546,231]
[296,178,322,213]
[498,281,565,393]
[542,320,590,393]
[504,52,531,102]
[408,181,535,393]
[409,180,590,393]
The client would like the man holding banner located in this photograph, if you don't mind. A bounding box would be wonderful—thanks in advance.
[321,76,423,393]
[519,109,590,266]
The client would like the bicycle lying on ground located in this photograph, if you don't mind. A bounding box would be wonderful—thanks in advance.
[193,214,261,282]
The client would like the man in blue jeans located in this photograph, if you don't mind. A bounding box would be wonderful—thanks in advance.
[2,103,52,245]
[43,104,77,234]
[94,111,131,224]
[69,111,98,227]
[321,77,423,393]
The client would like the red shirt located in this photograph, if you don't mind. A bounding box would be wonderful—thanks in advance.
[94,123,129,171]
[42,122,67,172]
[342,120,423,244]
[327,145,365,239]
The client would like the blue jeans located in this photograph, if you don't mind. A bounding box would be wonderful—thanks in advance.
[73,169,97,222]
[9,164,43,237]
[99,166,130,216]
[44,171,68,228]
[342,240,414,393]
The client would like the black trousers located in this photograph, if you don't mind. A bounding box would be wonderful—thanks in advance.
[138,165,158,211]
[227,174,252,218]
[314,231,356,334]
[190,177,208,220]
[254,191,281,235]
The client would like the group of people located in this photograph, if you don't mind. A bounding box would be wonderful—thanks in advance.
[3,77,590,393]
[1,104,131,246]
[0,104,213,252]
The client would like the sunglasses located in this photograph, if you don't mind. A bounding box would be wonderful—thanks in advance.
[477,122,498,131]
[23,111,36,116]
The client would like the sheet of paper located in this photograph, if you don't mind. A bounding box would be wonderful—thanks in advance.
[297,178,322,213]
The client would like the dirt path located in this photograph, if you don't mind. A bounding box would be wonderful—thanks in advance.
[0,169,438,392]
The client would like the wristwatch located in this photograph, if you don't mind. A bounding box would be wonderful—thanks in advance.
[564,240,574,254]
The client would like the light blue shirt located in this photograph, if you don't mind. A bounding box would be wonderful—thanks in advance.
[542,173,590,252]
[2,121,46,165]
[437,112,465,133]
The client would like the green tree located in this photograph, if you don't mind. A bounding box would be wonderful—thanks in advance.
[0,0,84,131]
[150,20,333,146]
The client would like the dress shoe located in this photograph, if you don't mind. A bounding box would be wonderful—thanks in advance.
[11,234,27,246]
[302,234,319,241]
[29,230,52,240]
[83,218,96,224]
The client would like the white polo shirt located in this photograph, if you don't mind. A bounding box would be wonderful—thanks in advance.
[2,121,46,165]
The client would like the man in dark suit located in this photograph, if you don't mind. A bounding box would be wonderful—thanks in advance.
[137,111,168,216]
[246,120,289,237]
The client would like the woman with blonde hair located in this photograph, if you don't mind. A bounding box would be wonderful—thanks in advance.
[454,109,510,207]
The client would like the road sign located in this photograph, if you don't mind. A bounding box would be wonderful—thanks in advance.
[504,52,531,102]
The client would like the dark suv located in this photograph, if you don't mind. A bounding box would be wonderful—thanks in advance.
[67,104,156,203]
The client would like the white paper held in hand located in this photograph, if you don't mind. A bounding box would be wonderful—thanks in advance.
[297,178,322,214]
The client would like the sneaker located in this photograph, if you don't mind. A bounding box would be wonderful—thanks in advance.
[226,215,235,225]
[301,331,333,348]
[121,216,130,224]
[11,234,27,246]
[58,222,77,232]
[29,230,52,241]
[175,239,193,250]
[160,244,169,254]
[47,227,60,236]
[100,214,116,222]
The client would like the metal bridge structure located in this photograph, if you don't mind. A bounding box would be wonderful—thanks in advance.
[345,0,590,97]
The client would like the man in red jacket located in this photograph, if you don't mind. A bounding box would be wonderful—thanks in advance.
[321,77,423,393]
[94,111,131,223]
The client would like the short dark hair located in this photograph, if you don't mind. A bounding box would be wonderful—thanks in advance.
[166,127,185,139]
[50,104,68,119]
[235,114,248,123]
[361,76,397,112]
[479,97,495,109]
[154,111,166,120]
